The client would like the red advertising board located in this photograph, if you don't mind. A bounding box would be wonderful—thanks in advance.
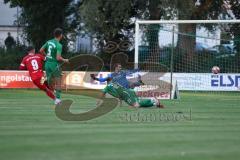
[0,71,36,88]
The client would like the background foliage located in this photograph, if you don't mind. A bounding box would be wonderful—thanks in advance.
[2,0,240,71]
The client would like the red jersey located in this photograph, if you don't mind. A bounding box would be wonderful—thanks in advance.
[19,53,45,80]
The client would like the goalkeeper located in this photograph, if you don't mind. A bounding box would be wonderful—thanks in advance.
[91,63,164,108]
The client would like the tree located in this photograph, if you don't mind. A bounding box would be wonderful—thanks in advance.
[79,0,149,68]
[80,0,168,69]
[175,0,226,53]
[4,0,80,51]
[145,0,164,63]
[79,0,229,71]
[80,0,147,51]
[166,0,227,72]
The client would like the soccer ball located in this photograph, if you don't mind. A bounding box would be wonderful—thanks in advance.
[212,66,220,74]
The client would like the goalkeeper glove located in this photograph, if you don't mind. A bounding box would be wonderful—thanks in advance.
[106,77,112,82]
[90,74,99,81]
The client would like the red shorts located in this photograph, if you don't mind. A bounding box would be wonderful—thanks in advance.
[33,78,47,91]
[32,76,55,100]
[30,71,53,91]
[30,71,43,81]
[30,71,46,90]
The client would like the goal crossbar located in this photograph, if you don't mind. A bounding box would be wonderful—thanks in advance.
[136,20,240,24]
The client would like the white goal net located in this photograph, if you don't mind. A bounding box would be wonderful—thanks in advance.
[134,20,240,98]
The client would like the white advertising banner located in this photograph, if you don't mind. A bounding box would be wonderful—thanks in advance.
[65,72,240,92]
[173,73,240,91]
[1,70,239,92]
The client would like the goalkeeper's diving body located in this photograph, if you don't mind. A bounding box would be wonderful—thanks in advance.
[91,63,164,108]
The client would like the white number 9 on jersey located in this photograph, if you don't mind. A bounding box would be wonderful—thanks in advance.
[31,59,39,70]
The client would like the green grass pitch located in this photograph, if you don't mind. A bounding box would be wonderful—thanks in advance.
[0,89,240,160]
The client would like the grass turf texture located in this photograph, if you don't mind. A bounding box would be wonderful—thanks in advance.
[0,89,240,160]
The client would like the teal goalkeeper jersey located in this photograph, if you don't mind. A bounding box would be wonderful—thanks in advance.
[41,38,62,63]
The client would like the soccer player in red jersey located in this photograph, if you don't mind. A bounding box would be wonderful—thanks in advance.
[19,46,56,101]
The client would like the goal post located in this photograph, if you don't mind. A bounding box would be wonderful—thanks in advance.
[134,20,240,98]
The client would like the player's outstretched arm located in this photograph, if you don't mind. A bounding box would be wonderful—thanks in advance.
[19,58,26,70]
[39,42,47,55]
[19,64,26,70]
[90,74,112,82]
[56,55,69,63]
[39,47,46,55]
